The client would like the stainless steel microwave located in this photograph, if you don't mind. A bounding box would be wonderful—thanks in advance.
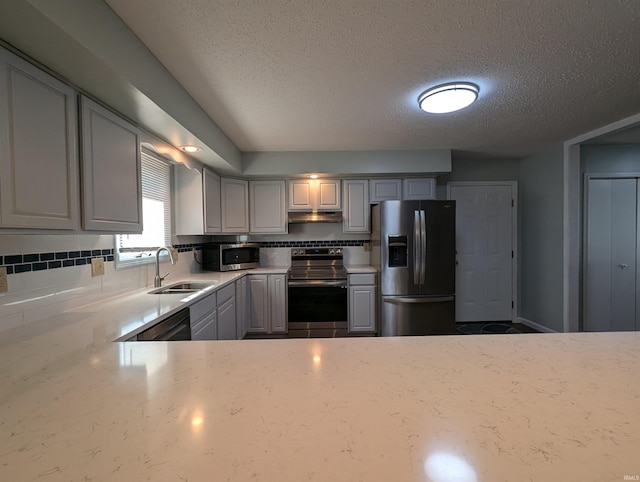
[201,243,260,271]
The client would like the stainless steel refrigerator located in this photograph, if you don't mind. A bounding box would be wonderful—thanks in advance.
[371,200,456,336]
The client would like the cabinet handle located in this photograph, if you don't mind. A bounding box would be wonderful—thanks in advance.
[618,263,628,269]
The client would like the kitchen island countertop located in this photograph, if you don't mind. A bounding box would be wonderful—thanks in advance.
[1,277,639,481]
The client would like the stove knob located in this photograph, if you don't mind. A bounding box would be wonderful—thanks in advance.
[329,249,334,255]
[335,248,341,254]
[292,250,298,256]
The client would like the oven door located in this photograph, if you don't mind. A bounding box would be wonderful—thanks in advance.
[287,281,348,337]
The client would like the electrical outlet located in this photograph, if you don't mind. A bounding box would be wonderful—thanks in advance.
[91,257,105,277]
[0,266,8,293]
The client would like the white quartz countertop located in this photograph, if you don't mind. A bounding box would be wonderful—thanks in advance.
[1,274,639,480]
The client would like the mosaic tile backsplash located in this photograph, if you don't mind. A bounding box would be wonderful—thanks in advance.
[0,240,368,275]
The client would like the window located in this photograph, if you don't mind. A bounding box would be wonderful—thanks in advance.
[115,149,172,267]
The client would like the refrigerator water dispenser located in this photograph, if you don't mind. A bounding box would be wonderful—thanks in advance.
[387,235,407,267]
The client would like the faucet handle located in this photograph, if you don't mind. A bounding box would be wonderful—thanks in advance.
[162,272,170,281]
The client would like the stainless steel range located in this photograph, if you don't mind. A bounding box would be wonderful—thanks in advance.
[287,247,348,337]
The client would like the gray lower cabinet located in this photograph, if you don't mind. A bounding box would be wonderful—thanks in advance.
[348,273,377,333]
[247,274,287,334]
[216,284,237,340]
[189,283,239,340]
[236,276,249,339]
[190,291,217,340]
[269,274,287,333]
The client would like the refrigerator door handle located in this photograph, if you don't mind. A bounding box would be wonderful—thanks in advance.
[413,210,421,285]
[383,296,455,304]
[420,209,426,285]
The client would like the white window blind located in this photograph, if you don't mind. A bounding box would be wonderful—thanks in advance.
[115,149,172,266]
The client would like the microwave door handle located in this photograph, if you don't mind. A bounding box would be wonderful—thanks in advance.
[420,209,426,285]
[413,210,420,285]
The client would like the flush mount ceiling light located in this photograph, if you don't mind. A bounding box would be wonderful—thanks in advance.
[178,145,202,153]
[418,82,479,114]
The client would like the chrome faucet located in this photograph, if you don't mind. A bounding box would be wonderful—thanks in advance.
[154,246,177,287]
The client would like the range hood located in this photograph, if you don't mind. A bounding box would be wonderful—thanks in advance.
[288,211,343,224]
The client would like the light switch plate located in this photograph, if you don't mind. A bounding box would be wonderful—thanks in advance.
[91,257,105,277]
[0,266,8,293]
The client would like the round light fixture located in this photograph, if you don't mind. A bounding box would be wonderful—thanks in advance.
[418,82,479,114]
[179,145,202,153]
[309,174,319,179]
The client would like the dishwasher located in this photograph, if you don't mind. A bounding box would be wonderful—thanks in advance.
[133,307,191,341]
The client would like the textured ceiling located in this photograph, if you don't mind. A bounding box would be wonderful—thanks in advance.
[104,0,640,159]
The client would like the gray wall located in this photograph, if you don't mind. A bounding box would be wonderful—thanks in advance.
[440,151,565,331]
[581,144,640,173]
[518,144,564,331]
[436,158,520,198]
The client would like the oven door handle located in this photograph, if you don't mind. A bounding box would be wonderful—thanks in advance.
[288,280,348,288]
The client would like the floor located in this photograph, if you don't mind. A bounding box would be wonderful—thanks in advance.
[244,321,540,339]
[458,321,541,334]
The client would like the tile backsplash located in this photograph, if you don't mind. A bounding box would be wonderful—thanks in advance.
[0,233,371,334]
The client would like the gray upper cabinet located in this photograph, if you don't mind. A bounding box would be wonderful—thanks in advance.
[203,168,222,233]
[402,178,436,200]
[175,164,221,235]
[342,179,370,233]
[0,47,79,230]
[369,179,402,203]
[221,177,249,233]
[288,179,341,211]
[250,180,287,234]
[80,96,142,232]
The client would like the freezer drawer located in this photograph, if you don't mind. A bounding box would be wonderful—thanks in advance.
[381,295,455,336]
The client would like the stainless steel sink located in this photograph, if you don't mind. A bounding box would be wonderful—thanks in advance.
[149,282,214,294]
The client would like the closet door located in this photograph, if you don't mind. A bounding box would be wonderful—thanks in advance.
[584,178,637,331]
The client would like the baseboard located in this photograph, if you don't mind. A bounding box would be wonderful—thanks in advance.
[517,317,558,333]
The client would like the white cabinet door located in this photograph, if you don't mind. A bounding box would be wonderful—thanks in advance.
[349,285,376,333]
[250,180,287,234]
[221,178,249,233]
[248,274,269,333]
[403,178,436,200]
[269,274,287,333]
[287,179,341,211]
[203,168,222,233]
[343,180,370,233]
[370,179,402,203]
[80,96,142,232]
[236,276,249,339]
[0,48,79,230]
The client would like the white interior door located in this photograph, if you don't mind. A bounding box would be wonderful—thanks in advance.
[584,177,638,332]
[449,183,515,322]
